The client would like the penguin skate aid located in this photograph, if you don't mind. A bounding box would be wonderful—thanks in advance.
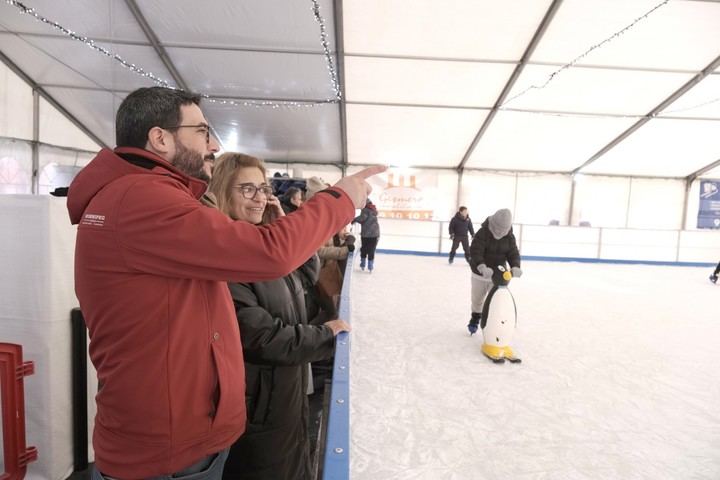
[467,208,523,364]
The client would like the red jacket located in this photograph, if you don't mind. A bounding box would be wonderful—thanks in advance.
[67,147,355,478]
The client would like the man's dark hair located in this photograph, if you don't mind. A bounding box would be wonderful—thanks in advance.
[116,87,201,148]
[459,206,467,212]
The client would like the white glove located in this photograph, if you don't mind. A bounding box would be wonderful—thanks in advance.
[478,264,493,279]
[511,266,523,278]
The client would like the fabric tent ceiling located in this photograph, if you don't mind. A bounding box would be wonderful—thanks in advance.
[0,0,718,178]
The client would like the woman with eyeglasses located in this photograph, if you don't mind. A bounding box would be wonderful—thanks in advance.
[207,152,351,480]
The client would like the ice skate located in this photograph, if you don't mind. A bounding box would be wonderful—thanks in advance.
[710,274,718,284]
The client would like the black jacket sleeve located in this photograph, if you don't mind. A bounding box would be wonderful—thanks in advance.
[468,218,475,236]
[469,230,487,275]
[506,232,521,268]
[228,282,335,366]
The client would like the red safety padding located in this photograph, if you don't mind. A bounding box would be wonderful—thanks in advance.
[0,343,38,480]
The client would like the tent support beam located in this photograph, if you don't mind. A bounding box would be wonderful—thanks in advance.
[686,157,720,184]
[124,0,225,150]
[333,0,349,176]
[571,53,720,175]
[31,90,39,194]
[455,0,564,173]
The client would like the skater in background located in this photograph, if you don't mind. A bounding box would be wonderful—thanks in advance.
[710,261,720,283]
[353,198,380,272]
[448,206,474,264]
[467,208,522,334]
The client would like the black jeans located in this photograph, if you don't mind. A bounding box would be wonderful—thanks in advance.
[360,236,379,261]
[449,236,470,262]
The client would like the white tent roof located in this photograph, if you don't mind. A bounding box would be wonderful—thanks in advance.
[1,0,718,177]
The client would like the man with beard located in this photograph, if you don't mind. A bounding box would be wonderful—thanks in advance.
[67,87,384,480]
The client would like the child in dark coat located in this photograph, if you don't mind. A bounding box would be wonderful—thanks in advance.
[467,208,522,334]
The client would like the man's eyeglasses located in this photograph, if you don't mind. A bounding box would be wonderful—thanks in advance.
[233,183,274,199]
[163,123,210,144]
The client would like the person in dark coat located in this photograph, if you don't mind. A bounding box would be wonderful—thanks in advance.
[352,198,380,272]
[467,208,522,335]
[448,206,475,264]
[280,186,303,214]
[208,153,351,480]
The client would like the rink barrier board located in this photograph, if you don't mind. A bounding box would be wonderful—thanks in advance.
[375,249,715,267]
[322,252,353,479]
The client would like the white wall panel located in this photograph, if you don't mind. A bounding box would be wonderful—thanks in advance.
[459,171,516,222]
[38,146,94,195]
[678,230,720,262]
[514,173,572,226]
[520,225,599,258]
[0,139,32,194]
[571,175,630,227]
[39,99,99,152]
[626,178,684,230]
[600,229,678,261]
[0,62,33,140]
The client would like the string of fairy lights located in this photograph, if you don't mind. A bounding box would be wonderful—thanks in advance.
[3,0,717,115]
[499,0,672,109]
[3,0,341,109]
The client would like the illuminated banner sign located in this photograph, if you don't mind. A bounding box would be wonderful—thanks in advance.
[698,179,720,229]
[368,169,438,221]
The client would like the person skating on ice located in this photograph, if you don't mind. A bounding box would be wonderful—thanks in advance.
[467,208,522,335]
[352,198,380,272]
[448,206,474,264]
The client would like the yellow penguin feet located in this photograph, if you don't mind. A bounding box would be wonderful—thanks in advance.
[481,344,506,364]
[481,344,521,364]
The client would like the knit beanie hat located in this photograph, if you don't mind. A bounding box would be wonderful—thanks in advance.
[488,208,512,240]
[305,176,327,200]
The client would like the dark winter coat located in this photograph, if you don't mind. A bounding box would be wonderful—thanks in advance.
[353,203,380,238]
[448,212,475,238]
[469,218,521,276]
[223,257,335,480]
[280,198,298,215]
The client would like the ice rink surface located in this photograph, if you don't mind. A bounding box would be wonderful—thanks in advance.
[349,253,720,480]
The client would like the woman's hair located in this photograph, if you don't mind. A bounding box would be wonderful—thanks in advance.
[208,152,267,220]
[283,186,302,203]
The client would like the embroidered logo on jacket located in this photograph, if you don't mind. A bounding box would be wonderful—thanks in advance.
[81,213,106,226]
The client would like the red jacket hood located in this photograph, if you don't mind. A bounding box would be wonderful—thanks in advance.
[67,147,208,224]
